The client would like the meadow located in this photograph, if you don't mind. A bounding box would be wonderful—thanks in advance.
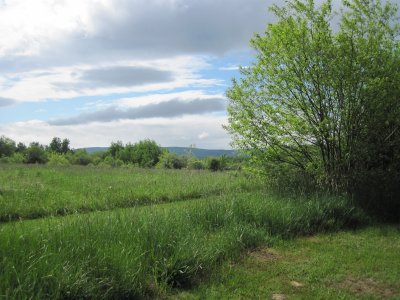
[0,164,397,299]
[0,164,253,222]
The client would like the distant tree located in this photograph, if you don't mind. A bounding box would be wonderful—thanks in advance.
[131,140,162,168]
[157,151,187,169]
[49,137,71,154]
[118,143,135,163]
[25,142,48,164]
[16,142,27,153]
[69,149,92,166]
[208,158,221,172]
[0,136,16,157]
[61,138,71,154]
[49,137,62,153]
[108,141,124,158]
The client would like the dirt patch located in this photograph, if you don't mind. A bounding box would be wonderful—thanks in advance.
[305,235,322,243]
[290,280,304,288]
[271,293,287,300]
[248,248,282,262]
[336,276,398,298]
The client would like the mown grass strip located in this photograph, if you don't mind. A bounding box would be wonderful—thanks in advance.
[177,226,400,299]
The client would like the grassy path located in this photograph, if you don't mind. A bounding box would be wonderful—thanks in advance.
[175,226,400,299]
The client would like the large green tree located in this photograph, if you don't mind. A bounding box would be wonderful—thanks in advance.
[227,0,400,197]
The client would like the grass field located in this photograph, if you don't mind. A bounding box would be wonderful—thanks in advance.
[0,164,255,222]
[0,164,397,299]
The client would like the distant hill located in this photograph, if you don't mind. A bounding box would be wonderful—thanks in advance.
[83,146,236,158]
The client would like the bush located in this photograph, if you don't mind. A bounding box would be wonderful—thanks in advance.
[47,153,70,166]
[157,152,187,169]
[102,156,124,167]
[24,143,48,164]
[0,157,11,163]
[106,140,162,168]
[131,140,162,168]
[0,136,16,157]
[10,153,25,164]
[68,150,92,166]
[187,159,205,170]
[208,158,222,172]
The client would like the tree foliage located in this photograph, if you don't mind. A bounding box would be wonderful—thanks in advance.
[0,136,16,157]
[106,140,162,167]
[49,137,71,154]
[157,151,187,169]
[131,140,162,168]
[227,0,400,200]
[24,142,48,164]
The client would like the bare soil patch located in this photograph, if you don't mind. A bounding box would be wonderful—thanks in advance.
[337,276,398,298]
[271,293,287,300]
[248,248,282,262]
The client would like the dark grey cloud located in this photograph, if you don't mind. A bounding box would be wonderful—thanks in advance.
[49,97,226,126]
[81,66,172,87]
[0,97,15,107]
[53,66,173,90]
[85,0,270,55]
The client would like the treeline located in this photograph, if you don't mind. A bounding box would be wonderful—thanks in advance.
[0,136,242,171]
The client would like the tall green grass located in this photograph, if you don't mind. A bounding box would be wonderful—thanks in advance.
[0,164,256,222]
[0,192,368,299]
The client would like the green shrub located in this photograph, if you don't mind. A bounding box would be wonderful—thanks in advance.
[208,158,221,172]
[68,150,92,166]
[103,156,124,167]
[187,159,205,170]
[24,143,48,164]
[0,136,16,157]
[9,153,25,164]
[131,140,162,168]
[0,156,11,163]
[47,153,70,166]
[157,152,187,169]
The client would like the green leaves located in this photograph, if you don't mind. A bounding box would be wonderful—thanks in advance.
[227,0,400,195]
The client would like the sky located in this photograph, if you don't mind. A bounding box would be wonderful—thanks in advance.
[0,0,399,149]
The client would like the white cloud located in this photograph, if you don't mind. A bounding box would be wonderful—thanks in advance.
[1,115,231,149]
[0,56,220,102]
[198,132,209,140]
[219,65,240,71]
[0,0,98,57]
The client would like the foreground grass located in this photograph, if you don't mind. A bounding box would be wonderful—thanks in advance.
[0,190,367,299]
[177,226,400,299]
[0,164,255,222]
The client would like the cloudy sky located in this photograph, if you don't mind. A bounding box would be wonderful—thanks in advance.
[0,0,398,149]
